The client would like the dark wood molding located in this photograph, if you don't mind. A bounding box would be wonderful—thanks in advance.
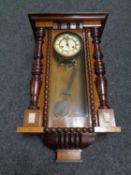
[43,28,52,127]
[28,13,108,38]
[84,28,96,128]
[43,128,96,149]
[28,12,108,22]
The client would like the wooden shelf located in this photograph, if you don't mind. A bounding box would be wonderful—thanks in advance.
[95,126,121,133]
[16,126,44,133]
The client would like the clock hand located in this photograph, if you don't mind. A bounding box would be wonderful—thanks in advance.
[65,38,70,47]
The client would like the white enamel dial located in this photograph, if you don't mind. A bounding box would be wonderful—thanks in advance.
[54,33,81,58]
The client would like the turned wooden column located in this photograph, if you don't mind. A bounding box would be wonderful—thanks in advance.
[29,27,45,109]
[92,27,110,109]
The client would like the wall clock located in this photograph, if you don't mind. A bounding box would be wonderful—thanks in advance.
[17,13,121,162]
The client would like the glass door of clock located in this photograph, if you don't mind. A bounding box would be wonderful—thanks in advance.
[48,30,89,128]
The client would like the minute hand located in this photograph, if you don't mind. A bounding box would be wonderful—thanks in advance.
[65,38,70,47]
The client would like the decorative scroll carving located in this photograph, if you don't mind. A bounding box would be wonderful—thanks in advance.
[91,27,110,109]
[29,27,45,109]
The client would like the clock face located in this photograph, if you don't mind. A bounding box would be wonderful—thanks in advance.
[54,33,81,58]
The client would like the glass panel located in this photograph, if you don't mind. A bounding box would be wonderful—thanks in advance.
[48,31,89,128]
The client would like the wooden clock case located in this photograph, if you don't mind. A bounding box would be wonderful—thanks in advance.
[17,13,121,162]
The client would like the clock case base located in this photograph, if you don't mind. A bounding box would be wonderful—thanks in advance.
[43,128,96,149]
[16,13,121,162]
[56,149,82,163]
